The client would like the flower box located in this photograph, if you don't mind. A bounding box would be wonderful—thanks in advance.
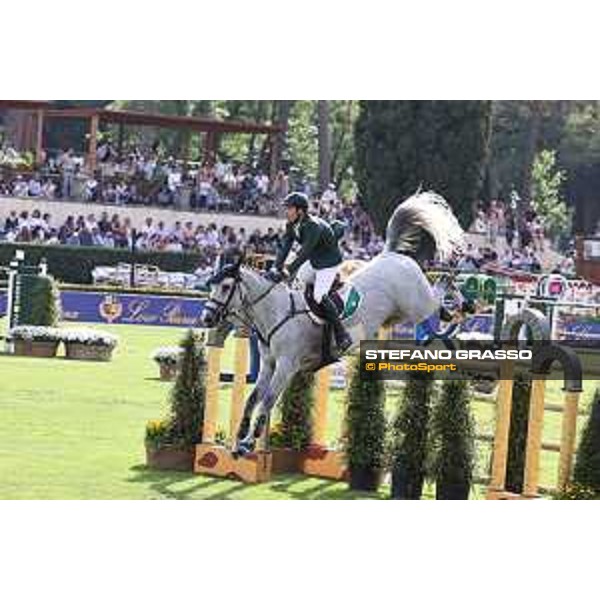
[159,363,179,381]
[14,340,60,358]
[146,444,195,471]
[61,328,118,362]
[271,447,302,474]
[65,342,114,362]
[8,326,62,358]
[152,347,182,380]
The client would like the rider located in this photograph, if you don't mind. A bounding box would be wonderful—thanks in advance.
[269,191,353,353]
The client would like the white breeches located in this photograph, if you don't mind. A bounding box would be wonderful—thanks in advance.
[296,262,340,302]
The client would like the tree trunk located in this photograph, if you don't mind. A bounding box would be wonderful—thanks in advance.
[270,100,293,182]
[246,101,267,166]
[318,100,331,193]
[331,100,355,190]
[521,100,543,203]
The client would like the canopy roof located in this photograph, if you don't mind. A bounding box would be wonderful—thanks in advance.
[43,107,283,135]
[0,100,51,111]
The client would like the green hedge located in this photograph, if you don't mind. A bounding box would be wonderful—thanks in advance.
[60,284,207,298]
[18,274,61,326]
[0,243,203,285]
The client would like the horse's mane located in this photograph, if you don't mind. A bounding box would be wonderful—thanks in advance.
[240,263,268,278]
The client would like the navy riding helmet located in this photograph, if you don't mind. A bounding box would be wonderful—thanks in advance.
[283,192,309,211]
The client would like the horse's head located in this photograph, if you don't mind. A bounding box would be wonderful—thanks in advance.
[200,259,244,328]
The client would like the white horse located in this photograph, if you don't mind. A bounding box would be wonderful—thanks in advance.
[201,191,465,456]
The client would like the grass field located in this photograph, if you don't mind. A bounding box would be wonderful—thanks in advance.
[0,319,596,499]
[0,321,387,499]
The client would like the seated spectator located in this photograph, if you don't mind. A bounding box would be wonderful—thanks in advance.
[13,176,28,197]
[85,177,99,202]
[4,210,19,233]
[28,177,42,197]
[42,178,57,199]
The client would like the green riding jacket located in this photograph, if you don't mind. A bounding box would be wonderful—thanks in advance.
[275,215,344,276]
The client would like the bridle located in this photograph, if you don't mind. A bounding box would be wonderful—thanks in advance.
[203,268,309,346]
[204,268,279,329]
[202,272,243,325]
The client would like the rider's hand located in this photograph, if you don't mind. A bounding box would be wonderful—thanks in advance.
[266,267,284,282]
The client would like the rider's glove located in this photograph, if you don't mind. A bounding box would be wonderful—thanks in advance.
[266,267,284,282]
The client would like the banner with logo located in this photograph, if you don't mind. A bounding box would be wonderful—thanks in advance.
[60,291,205,327]
[0,290,204,328]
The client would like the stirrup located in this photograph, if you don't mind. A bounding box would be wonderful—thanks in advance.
[335,333,353,353]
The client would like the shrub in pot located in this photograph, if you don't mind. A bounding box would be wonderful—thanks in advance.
[572,388,600,495]
[146,330,207,471]
[152,346,182,380]
[343,358,386,492]
[428,380,475,500]
[62,328,118,361]
[390,372,435,499]
[505,373,531,494]
[270,370,315,473]
[8,325,63,358]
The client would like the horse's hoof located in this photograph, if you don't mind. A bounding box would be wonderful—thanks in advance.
[232,440,254,459]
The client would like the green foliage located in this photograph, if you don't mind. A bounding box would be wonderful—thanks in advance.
[343,359,386,470]
[168,330,206,447]
[389,373,434,498]
[0,243,201,284]
[553,483,600,500]
[287,101,318,182]
[428,380,475,493]
[355,101,492,231]
[573,388,600,494]
[215,429,228,446]
[146,330,207,450]
[531,149,572,241]
[505,373,531,494]
[18,275,61,326]
[488,101,570,200]
[145,418,171,449]
[273,370,315,451]
[329,101,360,195]
[559,102,600,166]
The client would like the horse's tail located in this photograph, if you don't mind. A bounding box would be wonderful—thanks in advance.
[384,191,465,263]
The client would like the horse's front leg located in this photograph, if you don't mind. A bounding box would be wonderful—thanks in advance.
[249,356,296,446]
[232,358,273,458]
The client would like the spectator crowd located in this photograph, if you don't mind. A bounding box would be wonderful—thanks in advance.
[0,142,291,216]
[460,196,575,275]
[0,190,385,271]
[0,143,577,277]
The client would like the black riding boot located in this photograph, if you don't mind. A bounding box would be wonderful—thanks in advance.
[320,296,353,354]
